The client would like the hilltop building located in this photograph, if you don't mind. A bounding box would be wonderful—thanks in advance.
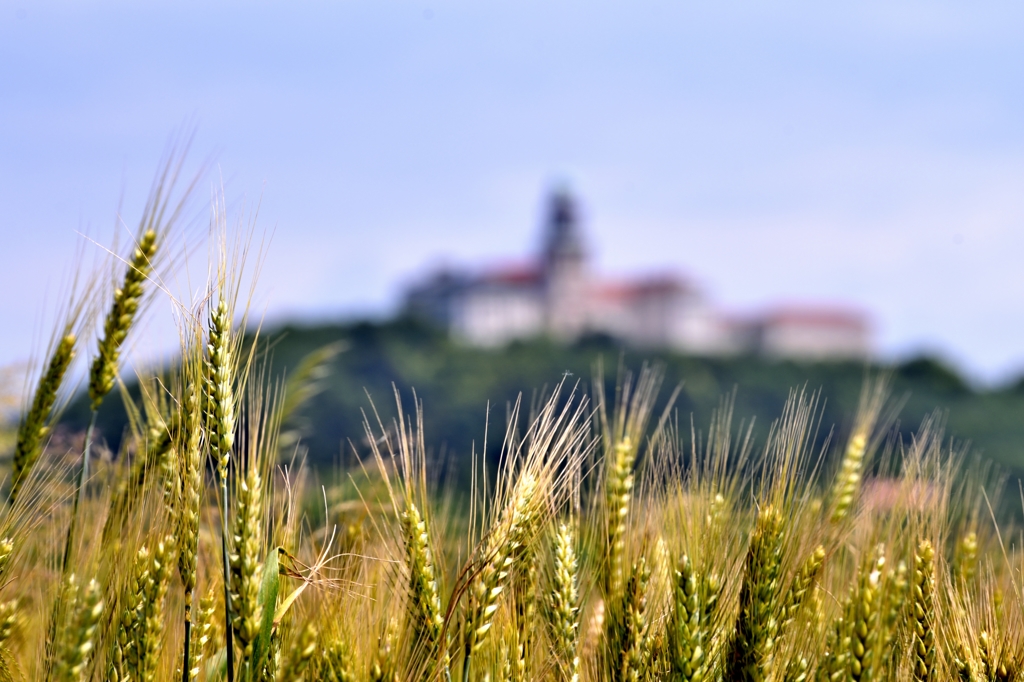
[403,190,870,359]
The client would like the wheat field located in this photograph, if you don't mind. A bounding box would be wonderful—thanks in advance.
[0,157,1021,682]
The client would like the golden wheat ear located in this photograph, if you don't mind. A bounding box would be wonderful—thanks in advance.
[910,539,936,682]
[546,521,581,682]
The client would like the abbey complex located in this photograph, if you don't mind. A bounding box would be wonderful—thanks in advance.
[404,190,869,360]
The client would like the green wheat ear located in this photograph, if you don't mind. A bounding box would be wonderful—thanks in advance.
[669,554,706,682]
[230,464,265,660]
[848,545,884,682]
[464,472,539,678]
[830,431,867,523]
[280,623,317,681]
[10,333,76,503]
[780,544,826,637]
[55,576,103,682]
[89,228,158,410]
[954,531,978,585]
[605,436,638,600]
[400,500,445,655]
[910,540,935,682]
[727,504,785,682]
[318,637,356,682]
[611,556,651,682]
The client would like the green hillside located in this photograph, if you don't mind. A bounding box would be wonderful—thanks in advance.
[67,317,1024,485]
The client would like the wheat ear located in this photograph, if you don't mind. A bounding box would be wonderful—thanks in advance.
[400,500,445,658]
[55,576,103,682]
[463,472,540,681]
[176,380,203,682]
[10,333,75,504]
[89,228,158,409]
[727,505,785,682]
[605,437,637,601]
[830,377,886,524]
[370,616,398,682]
[318,637,356,682]
[669,554,705,682]
[881,559,908,663]
[779,545,826,643]
[609,556,651,682]
[955,531,978,586]
[910,540,935,682]
[280,623,317,682]
[206,297,239,680]
[829,431,867,524]
[548,522,580,682]
[848,546,884,682]
[64,228,159,578]
[135,538,174,681]
[230,464,264,661]
[179,589,217,682]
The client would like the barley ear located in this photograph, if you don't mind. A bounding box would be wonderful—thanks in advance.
[10,333,75,503]
[910,539,935,682]
[727,505,785,682]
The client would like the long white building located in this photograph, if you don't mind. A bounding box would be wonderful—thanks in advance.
[403,190,871,360]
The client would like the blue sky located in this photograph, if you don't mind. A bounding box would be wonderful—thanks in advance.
[2,1,1024,383]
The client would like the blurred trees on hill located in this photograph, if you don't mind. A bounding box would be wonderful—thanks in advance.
[67,317,1024,487]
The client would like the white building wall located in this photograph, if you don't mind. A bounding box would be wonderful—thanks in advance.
[759,323,869,360]
[452,287,545,346]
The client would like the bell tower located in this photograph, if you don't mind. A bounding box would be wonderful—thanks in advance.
[541,189,589,339]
